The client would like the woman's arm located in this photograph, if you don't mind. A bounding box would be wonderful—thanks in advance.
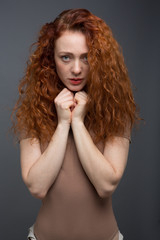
[20,88,74,199]
[20,123,70,199]
[71,91,130,199]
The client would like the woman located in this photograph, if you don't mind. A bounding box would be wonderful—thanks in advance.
[12,8,140,240]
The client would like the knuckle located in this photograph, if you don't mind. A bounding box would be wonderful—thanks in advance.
[60,103,64,108]
[61,103,67,109]
[70,92,74,97]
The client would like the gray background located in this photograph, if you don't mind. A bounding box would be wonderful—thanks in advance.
[0,0,159,239]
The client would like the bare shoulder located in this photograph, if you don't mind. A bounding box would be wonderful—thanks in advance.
[20,138,41,153]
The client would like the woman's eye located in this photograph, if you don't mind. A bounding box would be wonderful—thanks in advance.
[82,55,88,62]
[61,56,70,62]
[83,56,88,63]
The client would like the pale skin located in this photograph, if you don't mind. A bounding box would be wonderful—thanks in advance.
[20,30,130,199]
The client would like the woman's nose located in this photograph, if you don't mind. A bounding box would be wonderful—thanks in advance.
[71,60,82,75]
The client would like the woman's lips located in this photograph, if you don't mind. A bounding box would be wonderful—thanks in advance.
[69,78,83,85]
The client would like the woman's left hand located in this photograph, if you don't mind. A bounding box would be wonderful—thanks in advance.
[71,91,88,124]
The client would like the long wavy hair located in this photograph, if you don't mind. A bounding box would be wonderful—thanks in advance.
[11,8,141,145]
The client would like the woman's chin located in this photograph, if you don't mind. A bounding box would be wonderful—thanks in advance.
[66,84,84,92]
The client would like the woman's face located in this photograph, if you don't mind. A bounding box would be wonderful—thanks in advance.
[54,30,89,92]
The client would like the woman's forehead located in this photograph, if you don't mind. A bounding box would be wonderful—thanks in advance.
[54,30,88,53]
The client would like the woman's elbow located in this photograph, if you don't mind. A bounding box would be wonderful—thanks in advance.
[28,185,47,199]
[22,174,47,199]
[97,180,119,199]
[97,187,113,199]
[24,178,47,199]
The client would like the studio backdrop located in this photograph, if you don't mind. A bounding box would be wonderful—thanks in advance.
[0,0,159,239]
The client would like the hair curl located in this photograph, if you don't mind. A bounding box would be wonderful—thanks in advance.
[11,8,141,145]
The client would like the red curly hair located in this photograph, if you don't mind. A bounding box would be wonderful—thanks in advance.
[11,8,141,145]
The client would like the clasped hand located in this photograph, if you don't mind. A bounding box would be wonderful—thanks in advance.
[54,88,88,125]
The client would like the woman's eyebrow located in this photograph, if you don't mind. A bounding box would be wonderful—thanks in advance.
[59,51,88,55]
[58,52,72,55]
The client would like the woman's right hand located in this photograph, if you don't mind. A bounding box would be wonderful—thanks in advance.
[20,88,74,199]
[54,88,75,125]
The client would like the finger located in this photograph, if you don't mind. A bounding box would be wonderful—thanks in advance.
[76,91,87,96]
[75,91,88,100]
[61,101,75,110]
[55,100,74,108]
[57,88,73,99]
[74,93,88,104]
[58,92,73,102]
[58,96,74,103]
[55,90,74,103]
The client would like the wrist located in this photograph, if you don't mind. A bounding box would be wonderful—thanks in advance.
[71,119,84,129]
[57,121,71,130]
